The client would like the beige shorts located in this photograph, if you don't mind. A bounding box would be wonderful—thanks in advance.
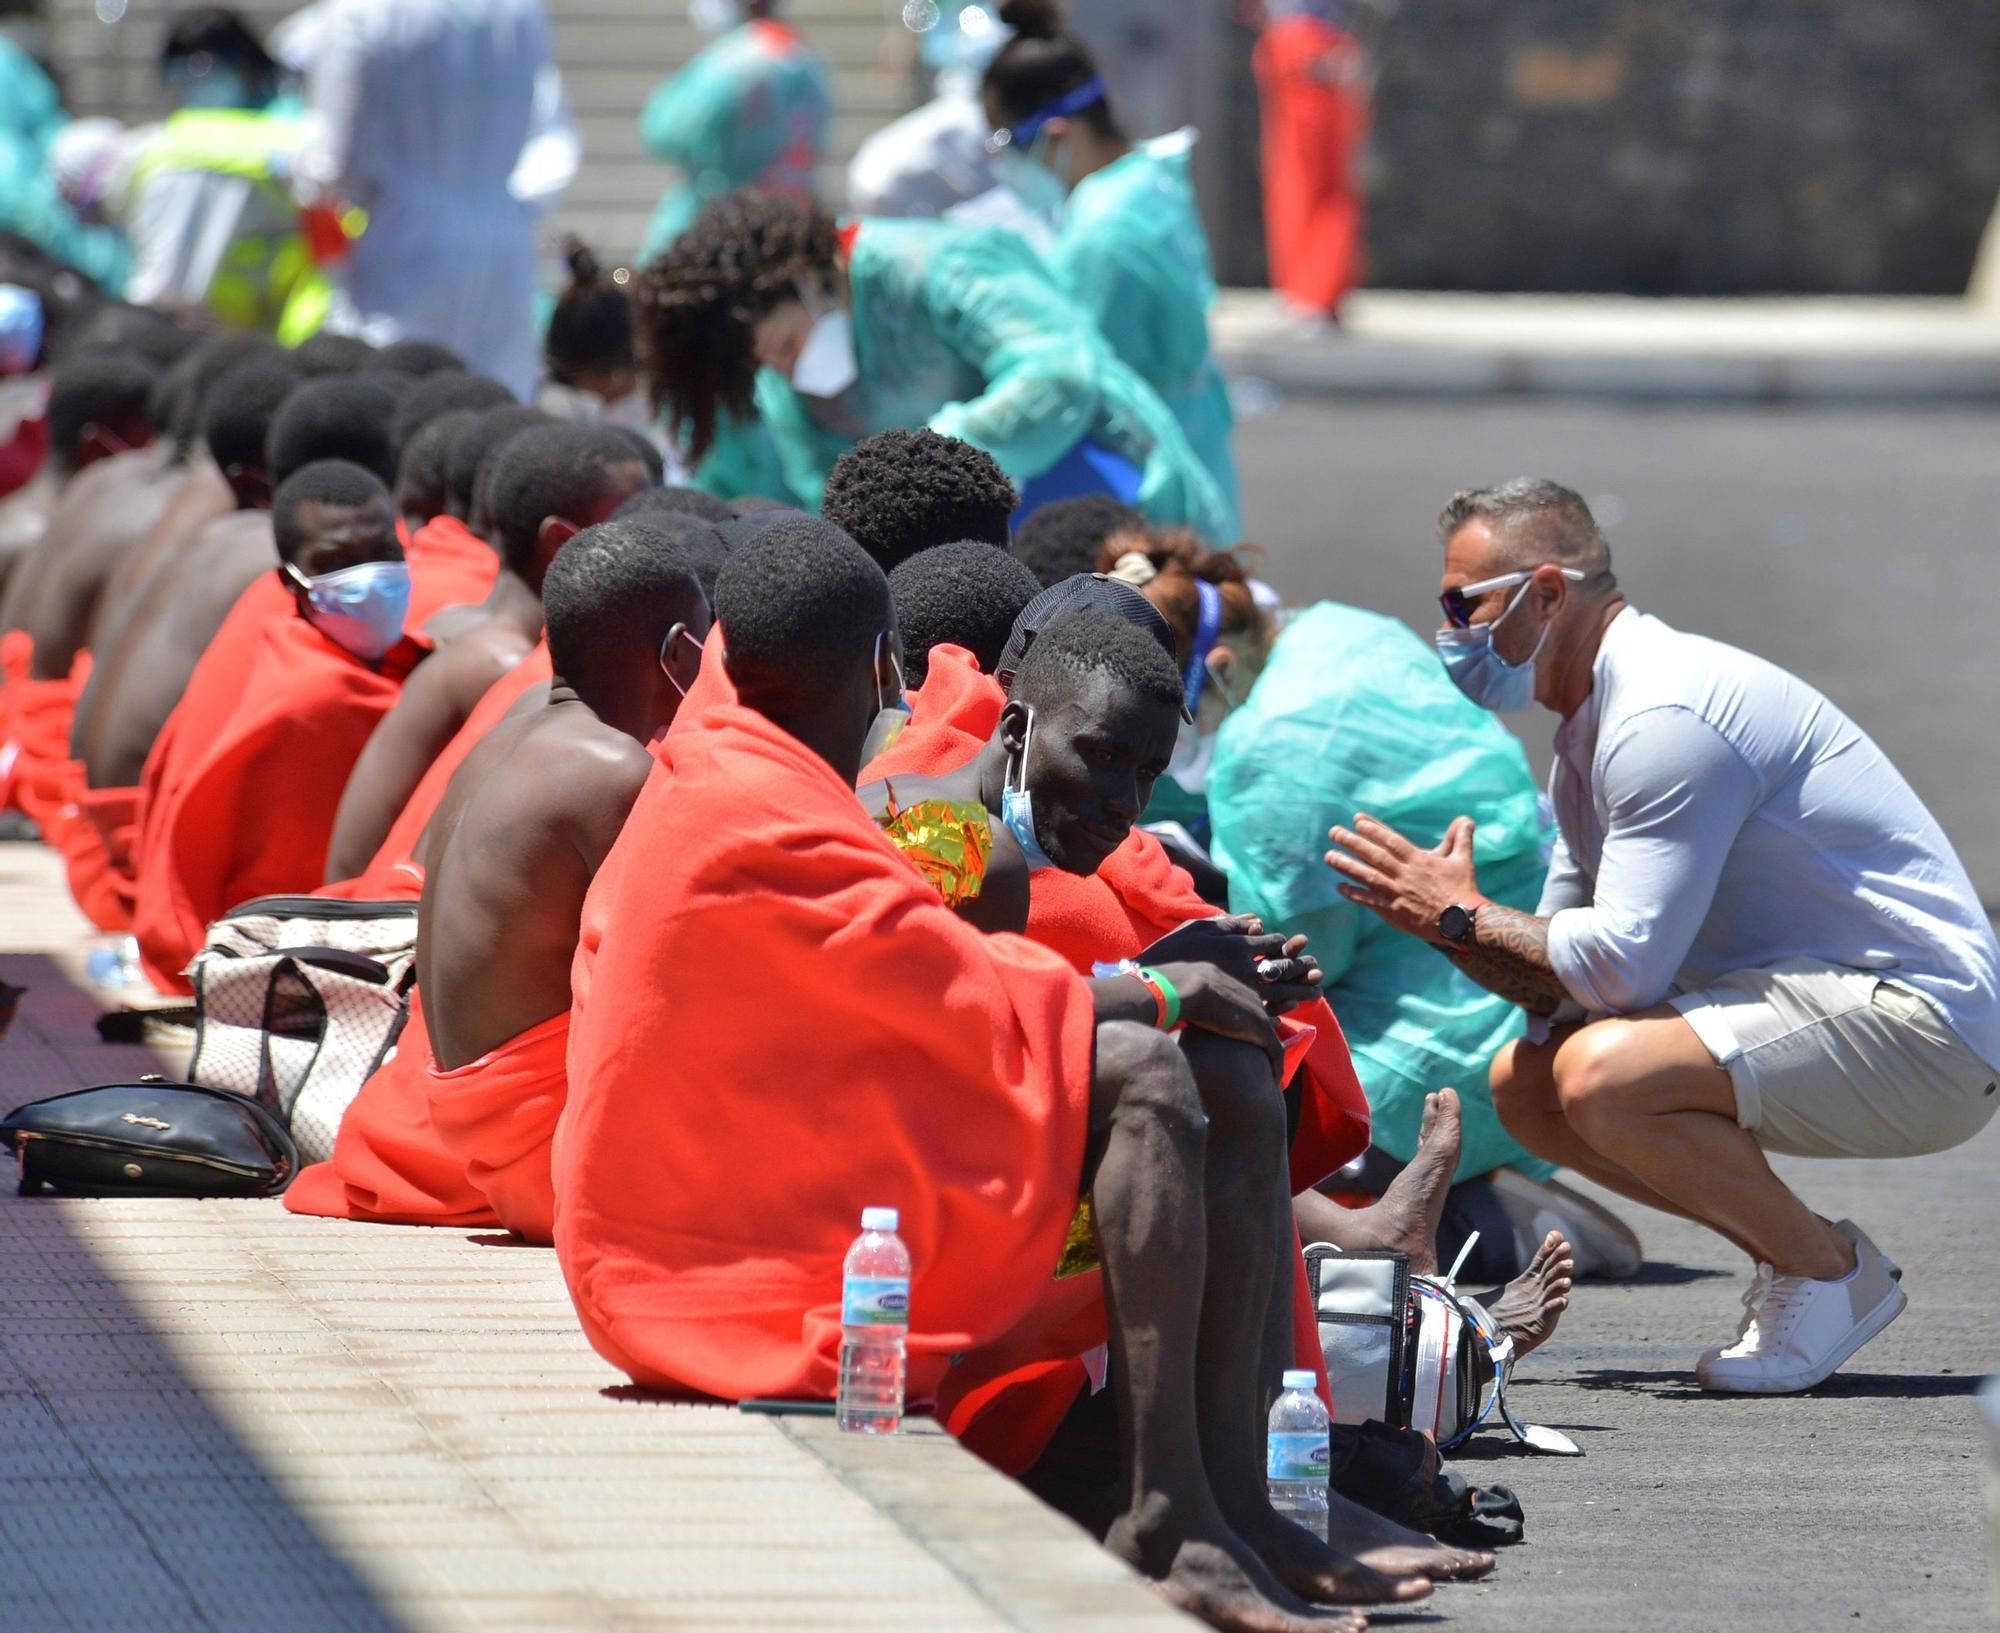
[1669,958,2000,1159]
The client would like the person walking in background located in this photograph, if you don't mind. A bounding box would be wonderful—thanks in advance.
[981,0,1240,537]
[638,0,829,260]
[1253,0,1370,327]
[294,0,564,396]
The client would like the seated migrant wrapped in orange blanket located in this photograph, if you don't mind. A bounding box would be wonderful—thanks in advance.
[557,699,1097,1406]
[130,613,422,993]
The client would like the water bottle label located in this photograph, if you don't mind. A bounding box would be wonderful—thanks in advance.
[1266,1431,1330,1481]
[842,1275,910,1327]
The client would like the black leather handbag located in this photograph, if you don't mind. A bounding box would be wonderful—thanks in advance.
[0,1078,299,1197]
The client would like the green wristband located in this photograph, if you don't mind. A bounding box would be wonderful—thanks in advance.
[1137,966,1182,1031]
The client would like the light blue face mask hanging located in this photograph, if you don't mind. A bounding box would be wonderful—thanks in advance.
[999,706,1059,873]
[1434,579,1546,713]
[292,559,411,662]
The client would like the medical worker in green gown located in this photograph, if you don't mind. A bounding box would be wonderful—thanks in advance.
[978,0,1239,539]
[638,0,830,260]
[638,189,1230,539]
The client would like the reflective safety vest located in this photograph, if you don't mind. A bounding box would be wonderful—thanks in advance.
[125,109,333,343]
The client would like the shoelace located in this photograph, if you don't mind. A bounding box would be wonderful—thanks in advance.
[1735,1262,1813,1352]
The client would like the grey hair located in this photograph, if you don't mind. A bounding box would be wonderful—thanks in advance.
[1437,478,1614,581]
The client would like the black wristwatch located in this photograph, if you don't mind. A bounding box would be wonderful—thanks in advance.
[1436,902,1479,948]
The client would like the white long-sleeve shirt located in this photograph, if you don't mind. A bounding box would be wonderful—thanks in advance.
[296,0,558,395]
[1538,607,2000,1067]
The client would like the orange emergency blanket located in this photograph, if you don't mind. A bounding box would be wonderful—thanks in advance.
[285,987,502,1228]
[557,699,1097,1409]
[53,769,140,932]
[323,641,554,901]
[427,1009,569,1244]
[130,613,421,993]
[0,636,89,827]
[406,515,501,624]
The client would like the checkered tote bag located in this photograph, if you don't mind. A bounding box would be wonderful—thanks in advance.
[185,894,418,1165]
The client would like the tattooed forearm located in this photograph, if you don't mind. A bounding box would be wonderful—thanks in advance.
[1449,904,1567,1017]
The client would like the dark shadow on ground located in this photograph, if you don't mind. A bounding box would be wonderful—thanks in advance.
[1563,1366,1986,1402]
[1608,1260,1733,1287]
[0,1199,409,1630]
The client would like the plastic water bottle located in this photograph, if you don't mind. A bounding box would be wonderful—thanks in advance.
[1267,1369,1331,1542]
[837,1206,910,1434]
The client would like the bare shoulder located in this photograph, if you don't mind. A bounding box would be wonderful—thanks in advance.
[456,710,652,875]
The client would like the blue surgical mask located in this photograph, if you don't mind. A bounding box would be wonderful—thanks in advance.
[999,707,1058,873]
[291,560,411,662]
[1434,579,1547,713]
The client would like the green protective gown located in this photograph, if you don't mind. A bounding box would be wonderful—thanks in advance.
[1049,131,1239,540]
[702,218,1232,537]
[1206,602,1559,1183]
[0,40,130,293]
[638,19,831,260]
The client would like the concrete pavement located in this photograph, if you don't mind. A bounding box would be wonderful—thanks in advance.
[1214,290,2000,401]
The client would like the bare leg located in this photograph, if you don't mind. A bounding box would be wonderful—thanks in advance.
[1552,1011,1851,1280]
[1293,1088,1463,1274]
[1180,1033,1433,1607]
[1089,1023,1361,1633]
[1492,1030,1763,1259]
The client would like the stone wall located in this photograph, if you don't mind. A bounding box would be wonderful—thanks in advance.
[1347,0,2000,294]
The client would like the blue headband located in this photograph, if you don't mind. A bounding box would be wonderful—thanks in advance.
[1183,579,1223,714]
[1002,75,1108,150]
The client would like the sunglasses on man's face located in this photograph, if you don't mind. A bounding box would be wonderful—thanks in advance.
[1437,567,1585,630]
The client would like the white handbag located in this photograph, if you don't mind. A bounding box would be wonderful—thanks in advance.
[184,894,418,1164]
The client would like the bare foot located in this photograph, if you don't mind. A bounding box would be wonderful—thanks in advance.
[1153,1540,1367,1633]
[1329,1488,1495,1581]
[1236,1501,1432,1606]
[1354,1088,1462,1275]
[1108,1502,1366,1632]
[1481,1229,1575,1359]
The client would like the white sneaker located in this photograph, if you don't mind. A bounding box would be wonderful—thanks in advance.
[1696,1231,1907,1395]
[1833,1217,1901,1281]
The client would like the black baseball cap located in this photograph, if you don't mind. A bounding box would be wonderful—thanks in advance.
[993,572,1191,721]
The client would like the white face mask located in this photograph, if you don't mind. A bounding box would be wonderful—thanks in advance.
[790,289,859,399]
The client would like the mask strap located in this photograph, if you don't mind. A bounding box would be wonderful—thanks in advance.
[660,622,692,696]
[1007,706,1036,793]
[1183,580,1224,714]
[998,75,1108,150]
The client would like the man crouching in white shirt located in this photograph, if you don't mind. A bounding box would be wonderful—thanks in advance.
[1326,478,2000,1395]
